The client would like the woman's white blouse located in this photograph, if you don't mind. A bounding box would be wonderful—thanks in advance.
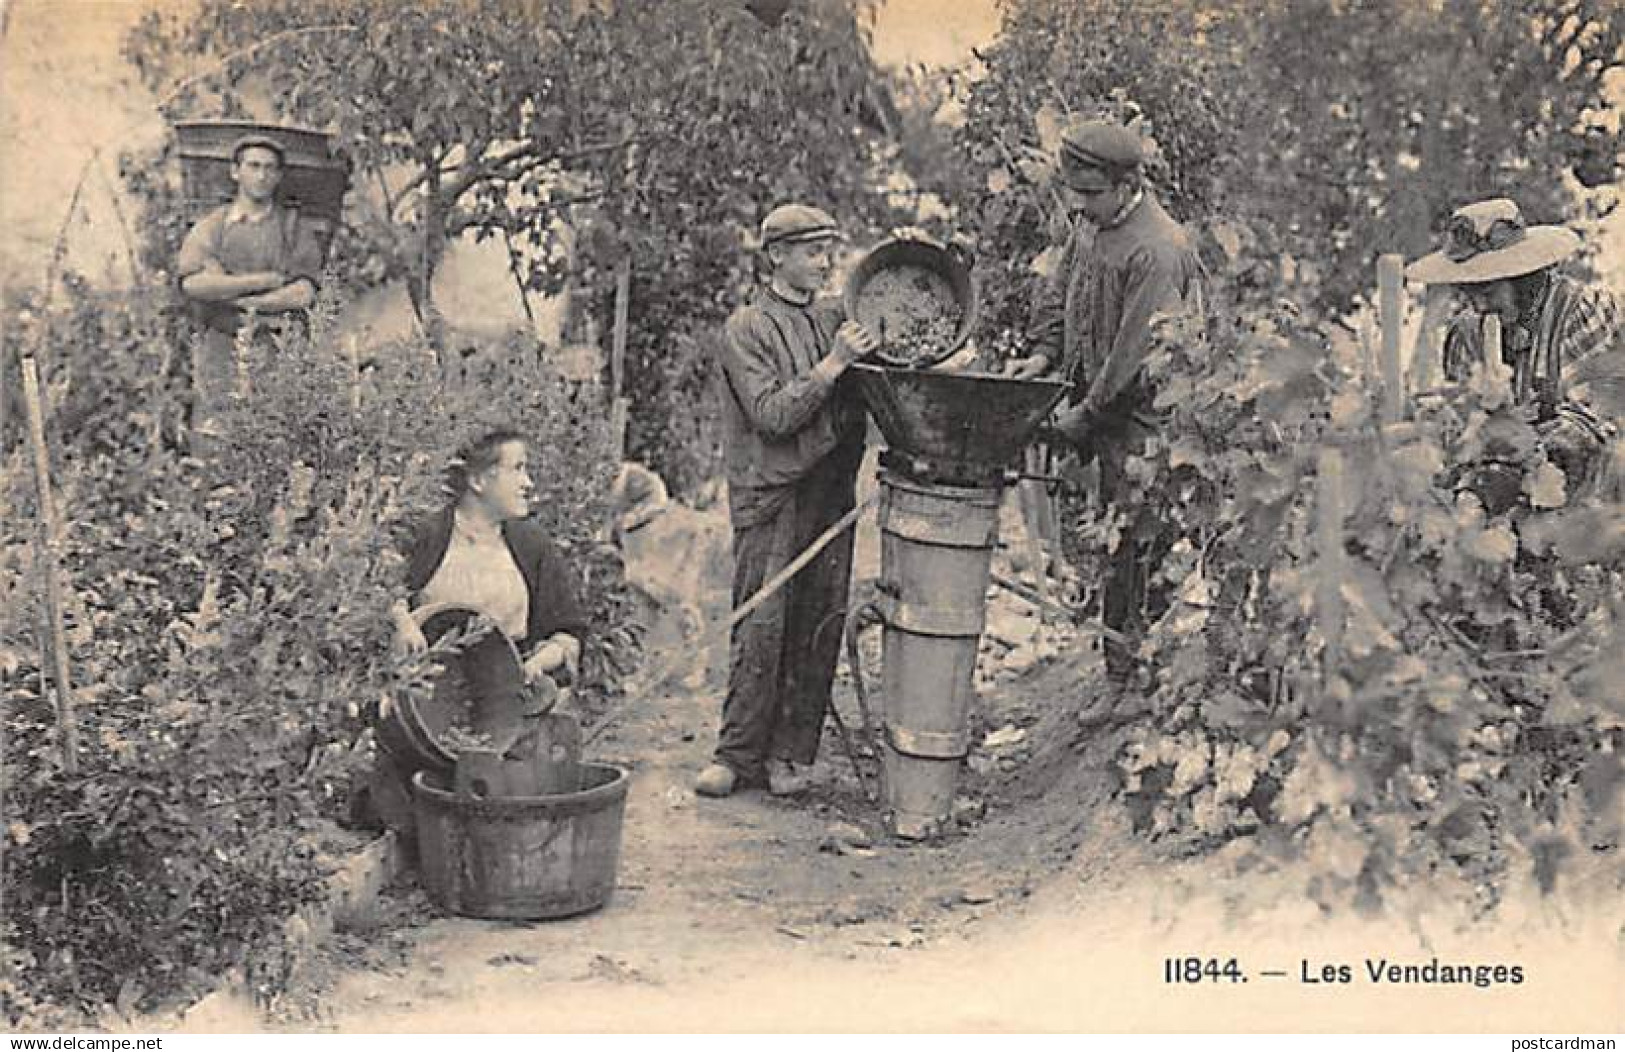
[418,524,529,641]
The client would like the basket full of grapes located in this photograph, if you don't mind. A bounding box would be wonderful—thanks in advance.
[843,234,978,370]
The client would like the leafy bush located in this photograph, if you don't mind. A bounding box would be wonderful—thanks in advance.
[1,286,634,1019]
[1067,242,1625,912]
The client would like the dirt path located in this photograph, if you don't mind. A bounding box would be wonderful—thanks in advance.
[279,635,1621,1033]
[267,489,1620,1033]
[308,619,1144,1030]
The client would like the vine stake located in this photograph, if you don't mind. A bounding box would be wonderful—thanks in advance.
[1378,253,1406,424]
[1315,447,1347,680]
[20,353,80,775]
[609,256,632,464]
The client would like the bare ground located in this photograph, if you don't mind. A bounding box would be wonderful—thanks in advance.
[181,481,1621,1034]
[222,622,1623,1034]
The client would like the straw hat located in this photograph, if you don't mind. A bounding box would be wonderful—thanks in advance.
[1406,198,1580,285]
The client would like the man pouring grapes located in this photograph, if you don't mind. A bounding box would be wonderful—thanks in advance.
[1006,118,1206,713]
[695,204,879,799]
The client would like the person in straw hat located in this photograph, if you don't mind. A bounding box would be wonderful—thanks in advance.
[1407,198,1622,504]
[694,204,878,799]
[1007,118,1206,714]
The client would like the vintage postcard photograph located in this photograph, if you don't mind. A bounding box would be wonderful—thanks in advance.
[2,0,1622,1038]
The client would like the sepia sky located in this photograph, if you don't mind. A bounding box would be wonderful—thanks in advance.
[869,0,1000,68]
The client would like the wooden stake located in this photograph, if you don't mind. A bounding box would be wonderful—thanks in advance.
[1409,285,1451,391]
[1017,445,1055,638]
[20,354,79,775]
[1482,313,1503,375]
[609,256,632,464]
[1378,253,1406,424]
[1315,448,1346,677]
[346,334,362,411]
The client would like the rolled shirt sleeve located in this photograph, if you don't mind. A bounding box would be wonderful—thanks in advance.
[175,210,225,281]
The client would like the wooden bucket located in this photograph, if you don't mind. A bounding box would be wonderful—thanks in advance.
[411,763,630,920]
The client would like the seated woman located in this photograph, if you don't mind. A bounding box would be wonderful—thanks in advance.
[368,428,589,835]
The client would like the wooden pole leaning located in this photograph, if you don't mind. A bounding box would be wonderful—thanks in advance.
[1017,445,1056,640]
[1378,253,1406,424]
[1409,286,1451,393]
[586,490,880,745]
[19,354,79,774]
[724,490,878,635]
[609,256,632,464]
[1315,447,1347,681]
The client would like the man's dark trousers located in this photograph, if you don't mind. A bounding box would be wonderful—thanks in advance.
[716,452,858,782]
[1085,396,1175,683]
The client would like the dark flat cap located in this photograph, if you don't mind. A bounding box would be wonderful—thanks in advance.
[760,203,840,247]
[230,134,287,164]
[1060,120,1145,174]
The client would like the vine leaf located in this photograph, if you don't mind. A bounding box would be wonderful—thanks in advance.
[1523,461,1567,510]
[1465,523,1518,565]
[1278,739,1355,826]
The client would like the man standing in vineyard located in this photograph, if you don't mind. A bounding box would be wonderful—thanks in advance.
[1407,198,1622,504]
[176,135,325,446]
[695,204,877,799]
[1005,119,1206,713]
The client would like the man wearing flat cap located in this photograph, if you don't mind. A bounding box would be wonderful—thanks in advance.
[1007,118,1206,705]
[176,135,325,446]
[695,204,878,799]
[1408,198,1622,505]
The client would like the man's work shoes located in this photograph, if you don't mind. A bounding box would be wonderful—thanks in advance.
[694,763,738,798]
[767,759,811,796]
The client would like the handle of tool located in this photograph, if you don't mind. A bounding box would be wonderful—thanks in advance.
[724,491,877,633]
[585,489,880,746]
[987,570,1130,646]
[843,600,889,808]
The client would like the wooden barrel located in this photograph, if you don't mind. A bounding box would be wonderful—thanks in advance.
[174,120,348,255]
[876,470,1003,840]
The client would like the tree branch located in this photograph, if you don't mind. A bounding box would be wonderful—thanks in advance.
[372,167,398,224]
[387,146,456,223]
[440,139,542,201]
[444,191,605,237]
[156,24,360,110]
[420,134,646,210]
[502,228,537,327]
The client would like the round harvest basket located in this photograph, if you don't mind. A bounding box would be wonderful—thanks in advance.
[375,604,531,772]
[843,236,978,369]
